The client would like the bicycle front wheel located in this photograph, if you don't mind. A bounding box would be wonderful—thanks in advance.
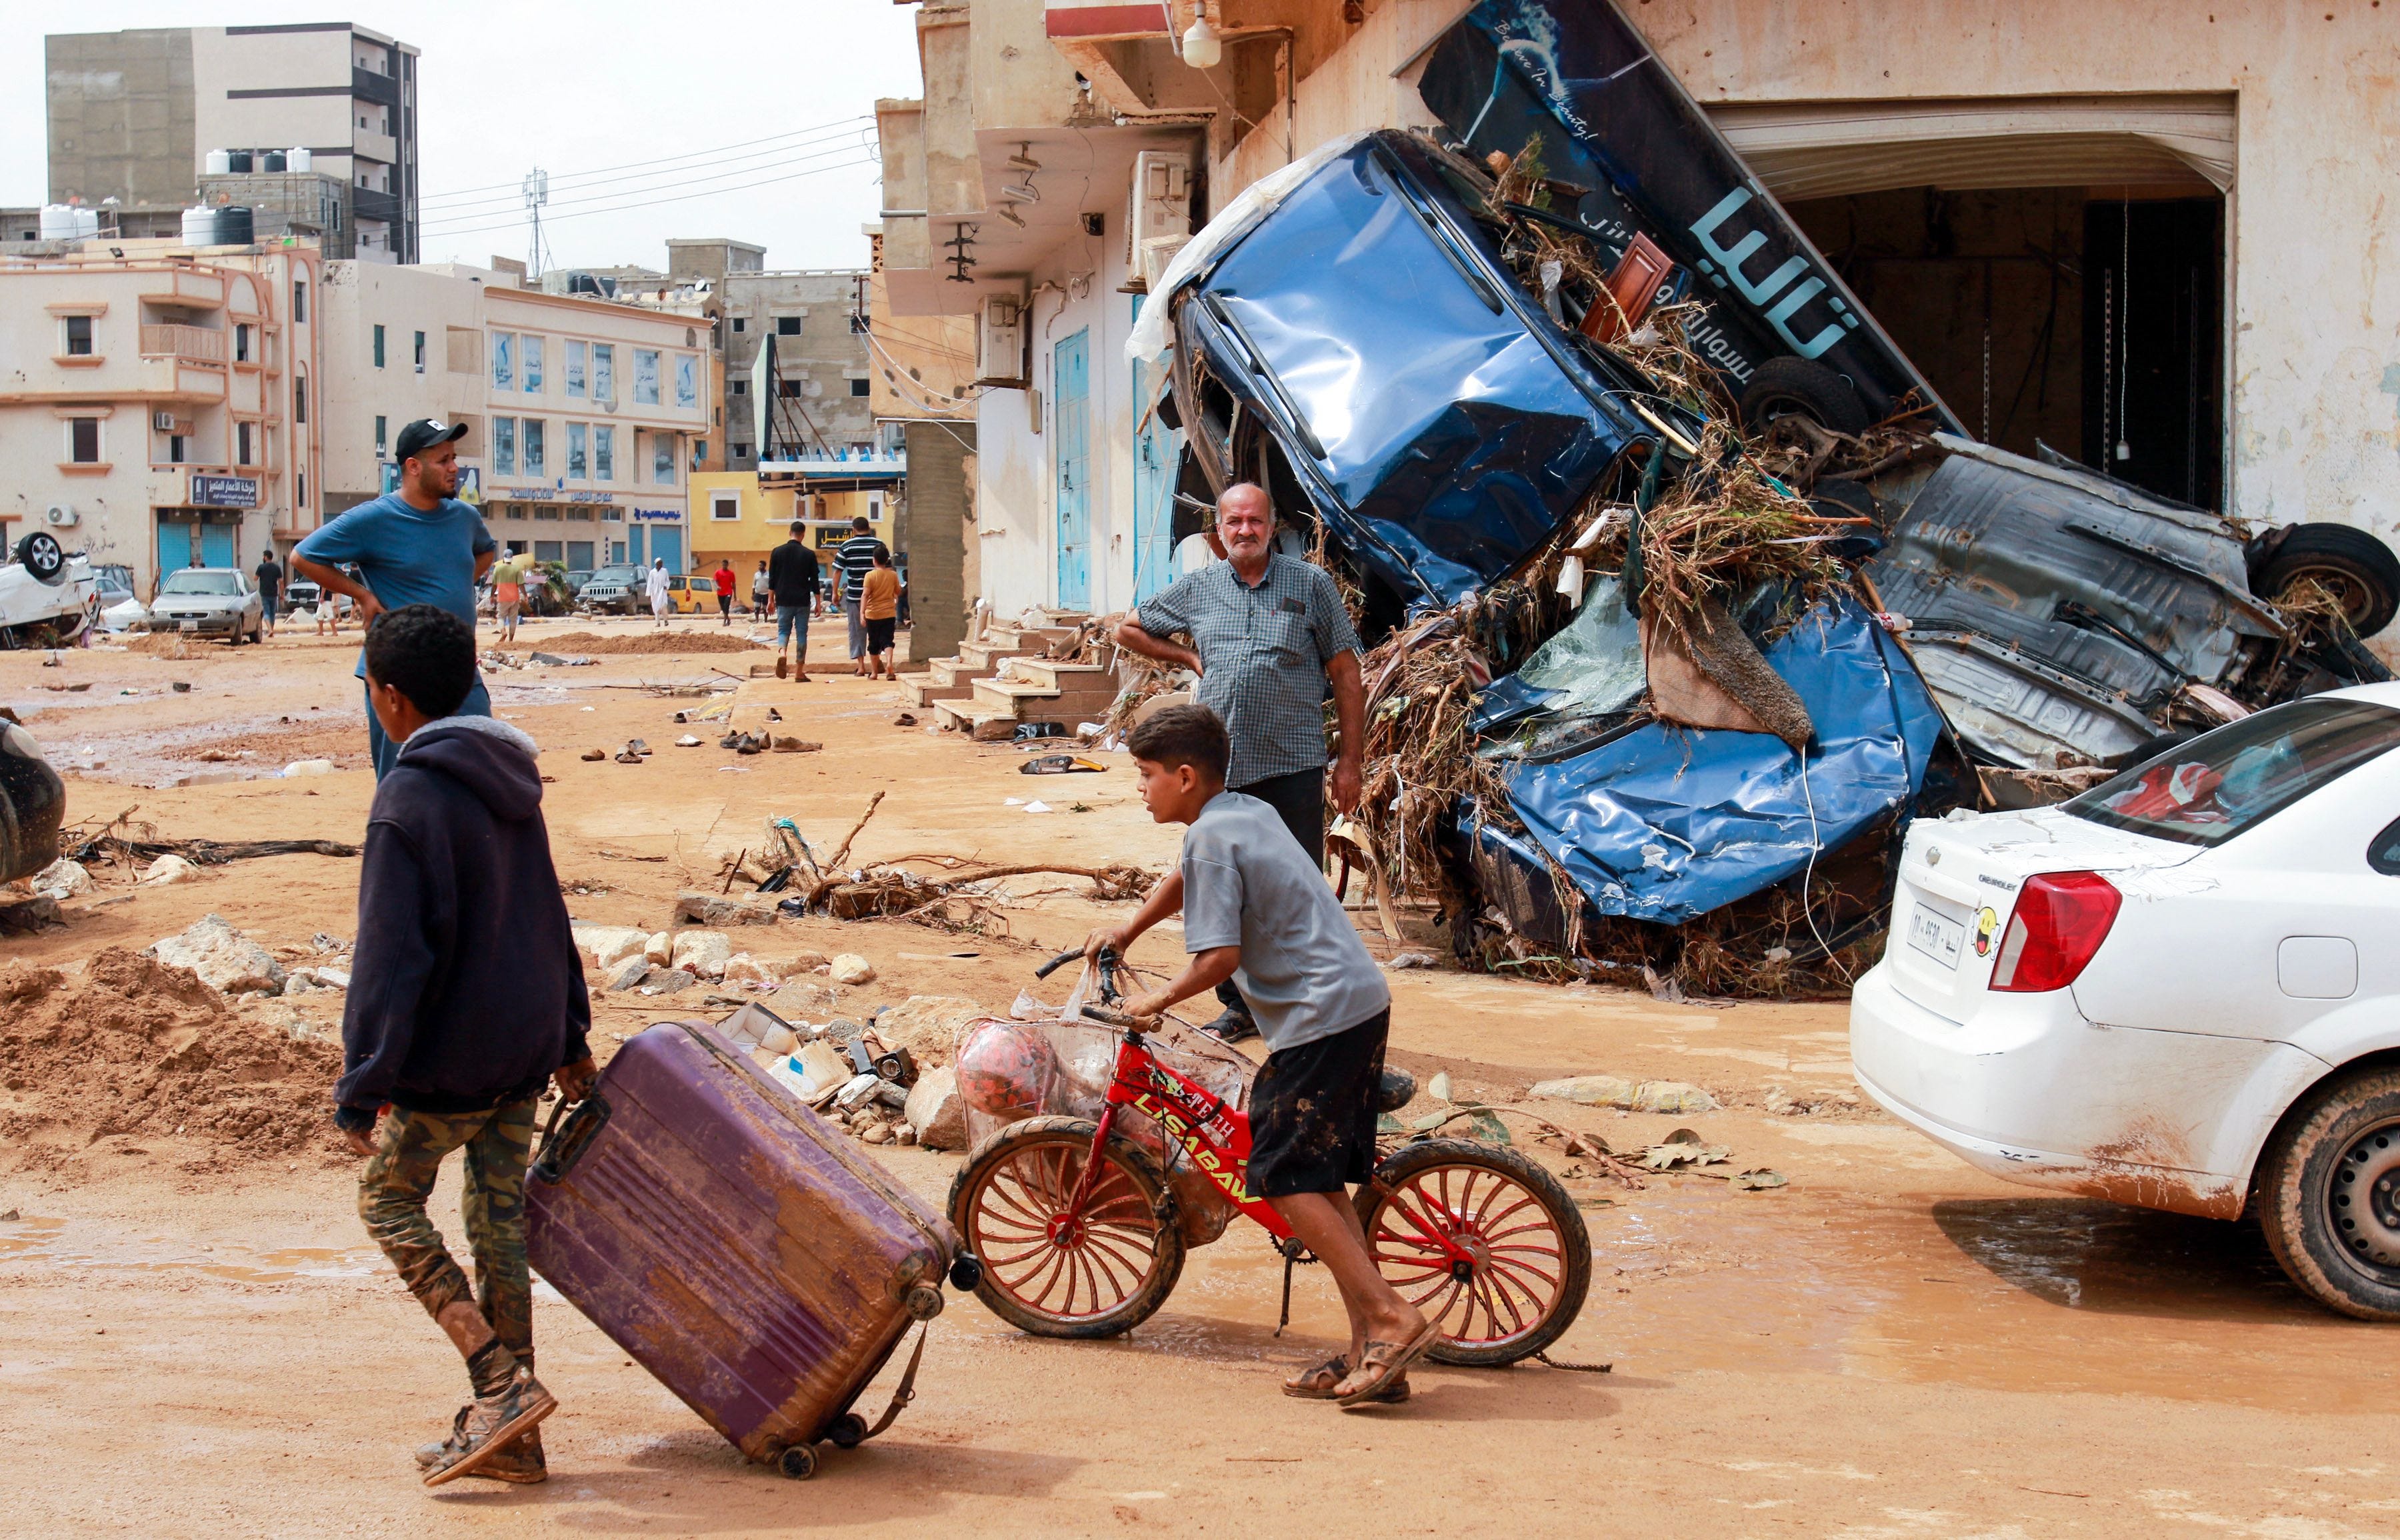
[947,1115,1186,1339]
[1358,1138,1591,1366]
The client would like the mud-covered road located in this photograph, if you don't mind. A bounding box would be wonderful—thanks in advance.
[3,621,2393,1537]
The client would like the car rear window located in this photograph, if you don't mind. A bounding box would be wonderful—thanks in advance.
[159,571,241,596]
[2066,698,2400,847]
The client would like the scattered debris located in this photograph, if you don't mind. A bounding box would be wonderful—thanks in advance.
[1529,1075,1719,1115]
[32,859,91,901]
[1384,951,1437,970]
[829,953,877,986]
[140,853,198,886]
[144,914,287,995]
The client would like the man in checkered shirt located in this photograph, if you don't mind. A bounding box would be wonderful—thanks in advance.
[1116,482,1366,1043]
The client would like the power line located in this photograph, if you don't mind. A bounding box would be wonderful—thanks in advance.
[417,114,873,205]
[418,125,875,221]
[419,139,875,234]
[417,155,881,244]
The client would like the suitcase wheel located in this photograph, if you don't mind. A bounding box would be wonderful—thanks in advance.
[905,1283,945,1321]
[777,1444,821,1481]
[826,1413,868,1449]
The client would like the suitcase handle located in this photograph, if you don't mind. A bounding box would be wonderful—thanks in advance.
[531,1093,611,1184]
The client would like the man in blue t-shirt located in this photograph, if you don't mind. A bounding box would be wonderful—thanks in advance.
[293,418,498,778]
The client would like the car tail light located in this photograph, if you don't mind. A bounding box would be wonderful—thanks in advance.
[1989,871,2122,993]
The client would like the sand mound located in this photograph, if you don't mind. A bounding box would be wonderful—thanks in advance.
[0,949,343,1164]
[529,630,764,656]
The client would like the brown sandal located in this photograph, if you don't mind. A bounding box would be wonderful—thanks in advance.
[1334,1320,1442,1407]
[1283,1356,1349,1399]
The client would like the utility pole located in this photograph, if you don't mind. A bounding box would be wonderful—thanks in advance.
[523,169,549,277]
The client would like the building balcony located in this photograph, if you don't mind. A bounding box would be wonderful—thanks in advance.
[353,126,399,166]
[141,325,227,364]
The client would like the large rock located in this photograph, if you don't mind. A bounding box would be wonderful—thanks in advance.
[904,1068,967,1151]
[721,953,778,987]
[670,929,734,979]
[140,853,197,886]
[145,914,285,994]
[643,931,673,965]
[675,891,779,927]
[873,995,983,1069]
[606,957,653,992]
[643,968,697,995]
[571,923,652,970]
[33,860,92,901]
[829,953,876,985]
[1529,1075,1718,1115]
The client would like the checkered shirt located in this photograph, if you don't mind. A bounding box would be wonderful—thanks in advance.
[1135,553,1361,789]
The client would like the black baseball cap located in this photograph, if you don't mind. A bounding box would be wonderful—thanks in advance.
[394,417,469,461]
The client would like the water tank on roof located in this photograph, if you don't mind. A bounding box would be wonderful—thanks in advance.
[205,148,233,175]
[40,205,99,241]
[289,147,312,173]
[261,151,287,173]
[181,207,221,246]
[227,150,252,173]
[217,205,254,245]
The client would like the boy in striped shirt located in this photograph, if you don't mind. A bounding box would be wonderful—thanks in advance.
[835,515,890,677]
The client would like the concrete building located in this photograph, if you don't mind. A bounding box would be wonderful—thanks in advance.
[878,0,2400,620]
[0,237,323,595]
[47,23,421,262]
[864,218,979,659]
[666,241,877,470]
[319,261,711,574]
[687,471,893,590]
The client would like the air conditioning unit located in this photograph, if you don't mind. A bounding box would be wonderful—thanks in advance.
[1139,236,1191,293]
[153,411,177,431]
[44,503,79,528]
[1124,150,1193,292]
[975,295,1026,387]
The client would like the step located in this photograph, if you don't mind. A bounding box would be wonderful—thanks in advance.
[969,678,1122,719]
[905,678,976,707]
[997,659,1119,693]
[932,700,1027,741]
[959,638,1041,670]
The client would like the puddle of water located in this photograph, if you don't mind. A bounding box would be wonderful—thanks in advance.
[0,1220,381,1285]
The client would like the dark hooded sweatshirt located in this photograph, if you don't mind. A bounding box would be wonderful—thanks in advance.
[334,715,589,1129]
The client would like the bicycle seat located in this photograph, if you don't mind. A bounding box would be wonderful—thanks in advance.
[1375,1066,1417,1115]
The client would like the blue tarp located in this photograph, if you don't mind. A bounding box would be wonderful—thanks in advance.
[1499,597,1946,923]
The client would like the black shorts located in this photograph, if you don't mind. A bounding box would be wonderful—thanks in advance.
[866,616,897,653]
[1245,1010,1389,1198]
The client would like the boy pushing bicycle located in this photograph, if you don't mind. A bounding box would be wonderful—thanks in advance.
[1087,704,1437,1406]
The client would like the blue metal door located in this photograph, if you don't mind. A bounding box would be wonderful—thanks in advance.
[201,523,235,569]
[650,527,683,573]
[1053,329,1091,610]
[156,520,192,585]
[1130,298,1181,603]
[628,525,645,565]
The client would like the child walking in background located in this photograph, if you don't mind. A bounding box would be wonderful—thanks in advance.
[861,550,901,680]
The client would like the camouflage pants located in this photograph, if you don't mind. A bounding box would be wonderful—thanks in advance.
[357,1099,539,1359]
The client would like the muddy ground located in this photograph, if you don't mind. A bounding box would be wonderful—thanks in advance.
[3,616,2395,1537]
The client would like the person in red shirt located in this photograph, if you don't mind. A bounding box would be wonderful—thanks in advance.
[712,561,737,626]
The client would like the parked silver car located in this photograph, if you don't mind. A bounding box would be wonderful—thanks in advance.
[148,567,265,643]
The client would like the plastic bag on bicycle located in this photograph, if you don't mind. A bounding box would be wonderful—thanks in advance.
[955,1013,1254,1249]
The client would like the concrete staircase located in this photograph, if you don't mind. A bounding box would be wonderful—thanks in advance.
[937,657,1123,740]
[903,619,1079,710]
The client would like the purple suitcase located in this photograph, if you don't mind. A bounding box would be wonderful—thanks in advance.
[527,1019,959,1478]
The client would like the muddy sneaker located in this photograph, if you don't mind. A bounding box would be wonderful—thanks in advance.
[422,1366,557,1487]
[417,1411,549,1483]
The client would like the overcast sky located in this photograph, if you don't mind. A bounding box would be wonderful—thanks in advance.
[5,2,922,273]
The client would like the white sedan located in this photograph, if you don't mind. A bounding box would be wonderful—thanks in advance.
[1852,683,2400,1319]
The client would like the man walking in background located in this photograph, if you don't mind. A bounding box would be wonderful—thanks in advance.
[1113,481,1366,1043]
[712,559,737,627]
[767,520,821,682]
[255,549,284,640]
[835,515,889,677]
[291,417,497,778]
[644,558,672,629]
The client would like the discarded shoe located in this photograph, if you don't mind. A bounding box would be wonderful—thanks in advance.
[736,733,765,755]
[613,744,643,765]
[422,1365,557,1487]
[771,736,822,753]
[718,731,743,749]
[580,749,605,762]
[1199,1009,1261,1045]
[767,707,783,722]
[417,1411,547,1483]
[893,712,918,727]
[675,735,703,747]
[627,739,651,755]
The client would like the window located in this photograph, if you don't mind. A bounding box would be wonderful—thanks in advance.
[729,379,747,396]
[298,469,306,508]
[375,415,387,455]
[292,280,307,323]
[592,344,614,401]
[69,417,101,463]
[778,378,804,398]
[237,421,254,465]
[567,505,595,522]
[594,425,614,481]
[523,419,546,478]
[2069,699,2400,849]
[294,370,308,425]
[633,349,660,405]
[732,443,751,461]
[711,491,741,521]
[567,540,594,569]
[850,377,869,397]
[694,439,708,463]
[731,316,745,333]
[534,506,561,521]
[565,340,587,398]
[168,435,187,464]
[493,416,516,476]
[235,324,251,363]
[653,433,674,485]
[567,421,588,479]
[491,331,514,390]
[372,323,385,367]
[523,335,544,393]
[675,354,697,409]
[776,316,801,335]
[414,330,426,373]
[535,541,563,563]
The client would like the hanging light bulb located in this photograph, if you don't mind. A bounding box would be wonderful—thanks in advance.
[1181,1,1223,69]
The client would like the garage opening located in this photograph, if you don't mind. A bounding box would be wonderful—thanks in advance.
[1712,95,2233,511]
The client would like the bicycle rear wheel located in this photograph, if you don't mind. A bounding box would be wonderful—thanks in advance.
[1357,1139,1591,1366]
[947,1115,1186,1339]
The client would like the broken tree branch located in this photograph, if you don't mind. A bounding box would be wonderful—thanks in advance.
[828,791,885,869]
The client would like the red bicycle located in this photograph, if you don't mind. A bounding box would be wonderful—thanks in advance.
[947,950,1591,1366]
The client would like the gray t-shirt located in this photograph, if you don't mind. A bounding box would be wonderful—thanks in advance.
[1180,791,1390,1053]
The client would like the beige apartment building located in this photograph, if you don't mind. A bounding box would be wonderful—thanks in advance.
[319,261,711,574]
[0,238,323,594]
[879,0,2400,622]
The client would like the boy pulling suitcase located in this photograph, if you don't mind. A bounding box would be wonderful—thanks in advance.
[332,603,597,1485]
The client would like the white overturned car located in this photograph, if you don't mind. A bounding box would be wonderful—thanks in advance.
[0,532,96,647]
[1852,684,2400,1319]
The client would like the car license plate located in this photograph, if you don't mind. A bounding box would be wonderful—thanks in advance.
[179,621,199,633]
[1905,903,1964,969]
